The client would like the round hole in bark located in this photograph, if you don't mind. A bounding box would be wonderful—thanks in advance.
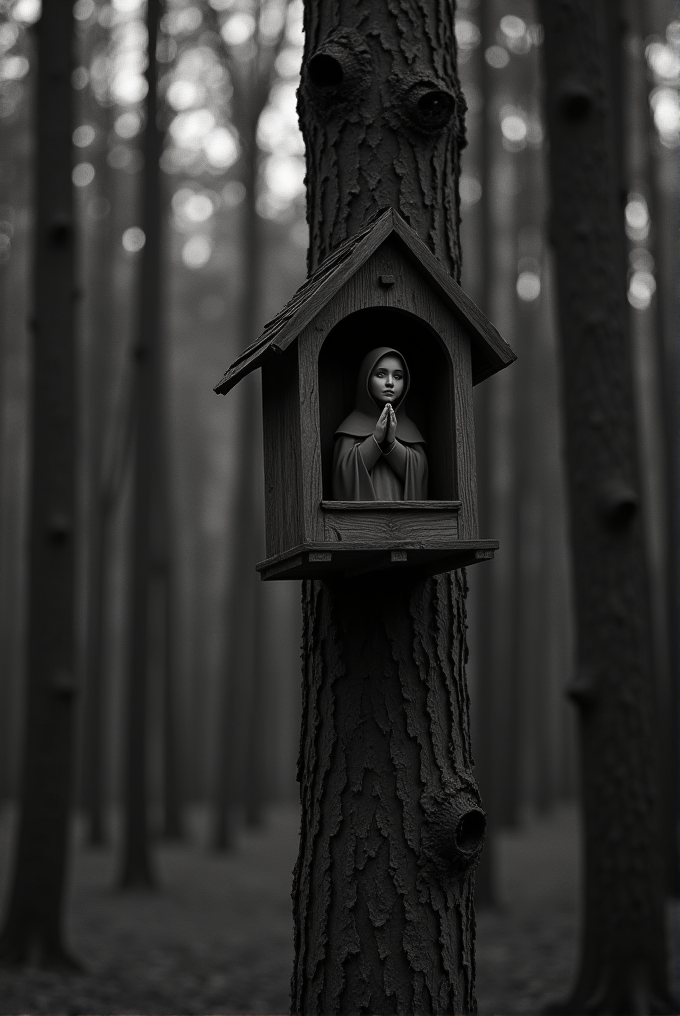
[396,80,458,134]
[308,53,344,89]
[417,89,455,125]
[454,808,486,854]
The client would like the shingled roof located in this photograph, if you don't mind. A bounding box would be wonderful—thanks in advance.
[214,207,515,395]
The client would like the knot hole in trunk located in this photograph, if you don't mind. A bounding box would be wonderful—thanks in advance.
[302,28,372,118]
[422,793,486,876]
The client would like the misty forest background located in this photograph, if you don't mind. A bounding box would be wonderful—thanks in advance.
[0,0,677,1010]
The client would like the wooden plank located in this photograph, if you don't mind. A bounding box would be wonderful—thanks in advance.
[262,346,303,556]
[255,539,499,581]
[323,509,459,544]
[449,316,477,539]
[321,500,462,511]
[297,322,325,543]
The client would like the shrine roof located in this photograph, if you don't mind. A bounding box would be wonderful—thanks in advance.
[214,207,515,395]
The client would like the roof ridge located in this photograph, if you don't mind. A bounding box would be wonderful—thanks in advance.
[214,206,515,395]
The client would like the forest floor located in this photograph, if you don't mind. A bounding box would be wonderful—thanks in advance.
[0,801,584,1014]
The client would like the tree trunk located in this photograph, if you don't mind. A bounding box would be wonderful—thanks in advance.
[626,0,680,899]
[241,107,267,832]
[214,118,261,849]
[0,0,79,968]
[539,1,675,1011]
[81,66,116,849]
[470,0,498,908]
[494,153,522,830]
[0,229,9,807]
[291,5,484,1012]
[119,0,161,889]
[514,98,552,815]
[160,555,183,840]
[151,265,183,842]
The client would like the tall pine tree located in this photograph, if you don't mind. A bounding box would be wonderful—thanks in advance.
[539,1,676,1010]
[0,0,79,967]
[291,3,484,1011]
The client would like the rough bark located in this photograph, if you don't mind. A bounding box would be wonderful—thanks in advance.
[119,0,161,889]
[298,0,466,280]
[0,0,80,968]
[292,3,483,1012]
[539,1,676,1011]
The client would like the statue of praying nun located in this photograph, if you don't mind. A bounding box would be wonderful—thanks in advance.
[331,346,428,501]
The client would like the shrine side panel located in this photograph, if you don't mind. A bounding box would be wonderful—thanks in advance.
[262,347,303,557]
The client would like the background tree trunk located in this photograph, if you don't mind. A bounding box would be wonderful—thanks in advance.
[119,0,162,890]
[80,30,116,848]
[627,0,680,901]
[0,0,79,967]
[291,4,484,1011]
[151,281,183,842]
[0,166,11,809]
[539,0,675,1010]
[210,5,284,846]
[469,0,498,908]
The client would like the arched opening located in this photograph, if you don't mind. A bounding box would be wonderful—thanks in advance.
[318,307,457,500]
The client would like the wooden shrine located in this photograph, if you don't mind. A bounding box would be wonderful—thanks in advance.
[215,208,515,580]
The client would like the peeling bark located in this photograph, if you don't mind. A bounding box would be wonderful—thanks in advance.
[292,3,482,1012]
[539,1,676,1012]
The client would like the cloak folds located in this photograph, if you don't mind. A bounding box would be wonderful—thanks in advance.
[331,346,428,501]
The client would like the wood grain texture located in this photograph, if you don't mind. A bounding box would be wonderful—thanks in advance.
[323,508,459,544]
[292,572,482,1014]
[539,0,675,1012]
[449,316,476,539]
[298,320,326,544]
[262,346,303,557]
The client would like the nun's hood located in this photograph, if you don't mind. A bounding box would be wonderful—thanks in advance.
[334,346,425,444]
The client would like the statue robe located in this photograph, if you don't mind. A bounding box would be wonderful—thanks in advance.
[331,346,428,501]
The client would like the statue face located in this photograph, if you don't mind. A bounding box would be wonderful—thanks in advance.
[369,354,405,407]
